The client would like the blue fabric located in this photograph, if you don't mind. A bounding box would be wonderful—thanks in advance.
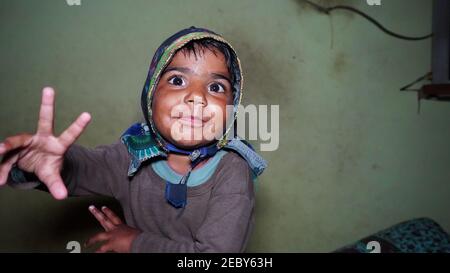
[121,123,267,178]
[152,150,228,187]
[120,123,166,176]
[165,182,187,208]
[334,218,450,253]
[224,138,267,177]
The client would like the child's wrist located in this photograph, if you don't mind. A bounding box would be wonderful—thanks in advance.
[9,164,39,184]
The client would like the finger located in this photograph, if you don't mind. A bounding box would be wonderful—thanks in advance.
[58,112,91,148]
[89,205,116,231]
[85,232,110,248]
[0,134,33,156]
[37,87,56,135]
[0,153,19,186]
[39,171,68,200]
[95,242,114,253]
[101,206,123,225]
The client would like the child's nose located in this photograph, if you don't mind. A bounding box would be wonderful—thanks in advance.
[184,88,207,106]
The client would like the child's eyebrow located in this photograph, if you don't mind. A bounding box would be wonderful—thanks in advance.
[163,66,232,85]
[211,73,232,85]
[163,66,192,74]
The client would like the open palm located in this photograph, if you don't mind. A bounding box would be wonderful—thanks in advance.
[0,87,91,199]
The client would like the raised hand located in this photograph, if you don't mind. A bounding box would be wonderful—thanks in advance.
[86,205,141,253]
[0,87,91,199]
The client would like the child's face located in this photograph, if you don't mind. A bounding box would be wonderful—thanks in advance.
[152,46,233,149]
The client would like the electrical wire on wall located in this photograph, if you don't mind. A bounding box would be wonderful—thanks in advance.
[302,0,433,41]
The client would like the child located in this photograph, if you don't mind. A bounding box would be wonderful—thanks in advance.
[0,26,267,253]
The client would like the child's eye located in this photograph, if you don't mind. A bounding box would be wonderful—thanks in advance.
[168,75,185,86]
[208,83,225,93]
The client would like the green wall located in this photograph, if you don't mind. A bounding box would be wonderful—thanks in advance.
[1,0,449,252]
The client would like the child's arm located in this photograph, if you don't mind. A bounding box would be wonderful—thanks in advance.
[59,141,130,197]
[5,140,130,198]
[130,154,255,253]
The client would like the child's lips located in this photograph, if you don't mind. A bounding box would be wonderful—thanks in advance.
[177,115,210,127]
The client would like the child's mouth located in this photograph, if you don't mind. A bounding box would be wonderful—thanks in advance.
[178,115,208,128]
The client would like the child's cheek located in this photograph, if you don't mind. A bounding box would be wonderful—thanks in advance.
[152,90,175,135]
[204,105,227,140]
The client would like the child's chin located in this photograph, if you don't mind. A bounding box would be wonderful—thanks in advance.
[171,138,217,150]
